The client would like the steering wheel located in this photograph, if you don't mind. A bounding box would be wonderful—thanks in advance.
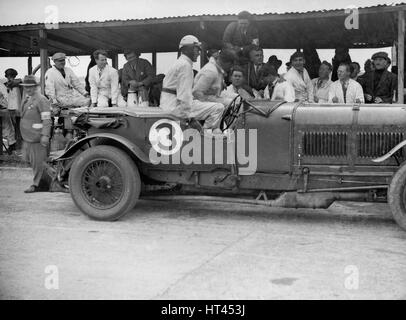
[220,95,244,131]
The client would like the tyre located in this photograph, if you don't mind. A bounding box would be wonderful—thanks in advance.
[388,164,406,231]
[69,145,141,221]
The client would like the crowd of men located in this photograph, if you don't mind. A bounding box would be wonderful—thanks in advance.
[0,10,400,192]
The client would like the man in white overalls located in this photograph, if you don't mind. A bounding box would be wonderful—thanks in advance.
[45,52,90,108]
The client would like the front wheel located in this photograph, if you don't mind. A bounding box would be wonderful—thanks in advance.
[69,145,141,221]
[388,164,406,231]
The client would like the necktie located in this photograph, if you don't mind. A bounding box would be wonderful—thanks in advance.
[341,81,348,103]
[268,82,276,99]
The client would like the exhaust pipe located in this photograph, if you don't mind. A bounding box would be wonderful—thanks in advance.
[141,191,371,209]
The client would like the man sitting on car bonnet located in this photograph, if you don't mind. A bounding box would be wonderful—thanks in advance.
[160,35,224,131]
[45,52,91,108]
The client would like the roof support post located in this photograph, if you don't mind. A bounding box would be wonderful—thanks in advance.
[152,51,157,72]
[398,9,405,104]
[111,52,118,69]
[39,28,48,95]
[200,41,208,69]
[27,56,32,75]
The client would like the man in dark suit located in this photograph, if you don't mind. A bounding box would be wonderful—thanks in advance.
[121,49,155,104]
[20,75,68,193]
[243,45,267,94]
[361,52,397,104]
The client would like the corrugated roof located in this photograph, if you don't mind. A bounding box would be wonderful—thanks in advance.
[1,2,404,28]
[0,2,404,56]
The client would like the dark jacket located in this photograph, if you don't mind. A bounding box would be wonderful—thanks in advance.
[360,70,397,103]
[121,58,155,98]
[223,22,259,49]
[20,92,52,143]
[244,62,267,91]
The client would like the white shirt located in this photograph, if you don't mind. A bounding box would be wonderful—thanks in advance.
[312,78,332,103]
[160,54,194,117]
[222,84,239,99]
[264,79,295,102]
[283,67,314,102]
[193,58,225,102]
[328,78,365,104]
[221,84,262,100]
[45,66,87,103]
[89,64,119,105]
[0,81,8,108]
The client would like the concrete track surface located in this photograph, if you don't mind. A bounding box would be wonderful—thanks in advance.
[0,168,405,299]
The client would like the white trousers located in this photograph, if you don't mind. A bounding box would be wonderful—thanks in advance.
[95,95,110,107]
[160,92,224,129]
[57,92,90,108]
[2,111,16,146]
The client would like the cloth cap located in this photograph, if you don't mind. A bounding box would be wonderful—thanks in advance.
[20,75,39,86]
[5,68,18,77]
[268,55,282,68]
[52,52,66,61]
[179,35,201,49]
[371,51,389,61]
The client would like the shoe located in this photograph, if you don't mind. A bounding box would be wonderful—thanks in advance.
[24,185,41,193]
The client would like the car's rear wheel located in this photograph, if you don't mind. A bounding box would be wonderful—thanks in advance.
[69,145,141,221]
[388,164,406,231]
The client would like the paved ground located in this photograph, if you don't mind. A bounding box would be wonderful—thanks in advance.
[0,168,405,300]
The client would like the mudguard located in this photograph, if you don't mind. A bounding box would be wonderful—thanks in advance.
[51,133,151,163]
[372,140,406,163]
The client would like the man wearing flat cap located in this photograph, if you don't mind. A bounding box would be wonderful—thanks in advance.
[20,75,67,193]
[45,52,90,108]
[360,51,397,104]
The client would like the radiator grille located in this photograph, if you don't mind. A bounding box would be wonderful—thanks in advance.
[357,132,404,158]
[303,132,347,157]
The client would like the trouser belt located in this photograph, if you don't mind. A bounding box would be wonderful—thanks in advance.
[162,88,177,95]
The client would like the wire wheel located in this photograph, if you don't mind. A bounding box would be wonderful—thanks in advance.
[81,159,124,209]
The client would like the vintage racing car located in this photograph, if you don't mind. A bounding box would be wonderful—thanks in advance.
[50,98,406,231]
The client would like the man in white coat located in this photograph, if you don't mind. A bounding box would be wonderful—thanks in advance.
[283,51,314,102]
[89,49,119,108]
[160,35,224,130]
[193,49,235,107]
[328,63,364,104]
[263,65,295,102]
[45,52,90,108]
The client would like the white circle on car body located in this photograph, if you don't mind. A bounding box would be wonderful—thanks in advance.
[149,119,183,156]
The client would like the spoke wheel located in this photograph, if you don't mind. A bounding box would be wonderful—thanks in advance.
[82,160,124,209]
[69,145,141,221]
[388,163,406,231]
